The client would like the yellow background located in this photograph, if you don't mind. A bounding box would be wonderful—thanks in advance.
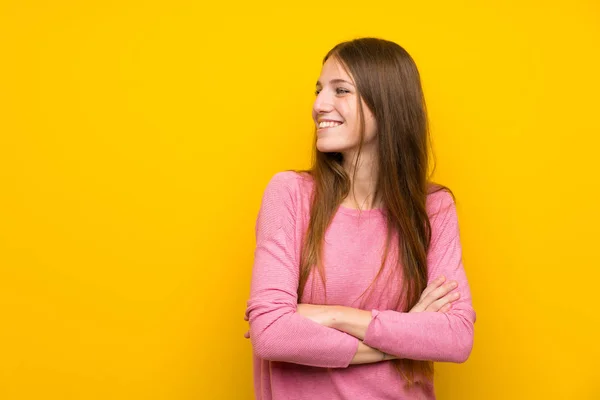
[1,1,599,399]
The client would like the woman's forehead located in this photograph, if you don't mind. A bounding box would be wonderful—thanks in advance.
[317,57,354,85]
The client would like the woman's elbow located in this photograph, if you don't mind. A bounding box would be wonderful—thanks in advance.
[249,318,293,361]
[246,304,296,360]
[251,332,283,360]
[448,327,474,363]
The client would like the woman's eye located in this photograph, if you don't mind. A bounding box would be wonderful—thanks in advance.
[314,88,349,96]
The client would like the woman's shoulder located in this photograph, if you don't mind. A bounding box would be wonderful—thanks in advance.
[425,182,456,216]
[260,170,315,210]
[267,170,314,193]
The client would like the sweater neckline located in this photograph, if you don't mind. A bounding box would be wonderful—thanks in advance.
[337,204,384,217]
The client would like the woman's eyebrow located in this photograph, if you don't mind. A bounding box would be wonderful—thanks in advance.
[316,79,355,87]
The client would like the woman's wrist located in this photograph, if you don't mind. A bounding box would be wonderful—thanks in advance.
[328,305,344,329]
[328,306,372,340]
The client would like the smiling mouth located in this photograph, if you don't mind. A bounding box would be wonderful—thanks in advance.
[318,122,344,130]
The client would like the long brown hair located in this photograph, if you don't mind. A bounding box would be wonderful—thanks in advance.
[289,38,452,386]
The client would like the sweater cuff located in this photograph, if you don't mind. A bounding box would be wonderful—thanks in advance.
[362,309,384,350]
[338,335,361,368]
[363,309,380,347]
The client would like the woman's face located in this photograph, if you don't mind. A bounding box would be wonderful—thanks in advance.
[312,57,377,154]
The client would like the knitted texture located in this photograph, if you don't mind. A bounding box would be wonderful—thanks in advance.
[245,171,476,400]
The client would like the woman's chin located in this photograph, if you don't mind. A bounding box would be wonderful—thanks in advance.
[316,135,355,154]
[316,143,344,153]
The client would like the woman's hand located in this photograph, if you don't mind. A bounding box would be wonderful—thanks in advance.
[410,275,460,313]
[244,313,250,339]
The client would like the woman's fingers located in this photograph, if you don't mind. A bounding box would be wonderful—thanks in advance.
[439,303,452,313]
[419,275,446,299]
[410,276,445,312]
[427,291,460,312]
[410,278,460,313]
[422,280,458,308]
[244,313,250,338]
[409,301,424,313]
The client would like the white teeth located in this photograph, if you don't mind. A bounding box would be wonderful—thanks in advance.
[318,121,343,128]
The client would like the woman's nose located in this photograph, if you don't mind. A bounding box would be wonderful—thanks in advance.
[313,94,333,115]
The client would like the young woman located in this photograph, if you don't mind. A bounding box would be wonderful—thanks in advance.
[243,37,476,399]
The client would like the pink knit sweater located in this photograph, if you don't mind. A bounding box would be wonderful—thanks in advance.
[245,171,476,399]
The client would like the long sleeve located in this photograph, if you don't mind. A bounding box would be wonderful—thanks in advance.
[245,172,360,368]
[362,190,476,363]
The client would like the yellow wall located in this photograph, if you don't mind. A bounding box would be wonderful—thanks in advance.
[1,1,598,399]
